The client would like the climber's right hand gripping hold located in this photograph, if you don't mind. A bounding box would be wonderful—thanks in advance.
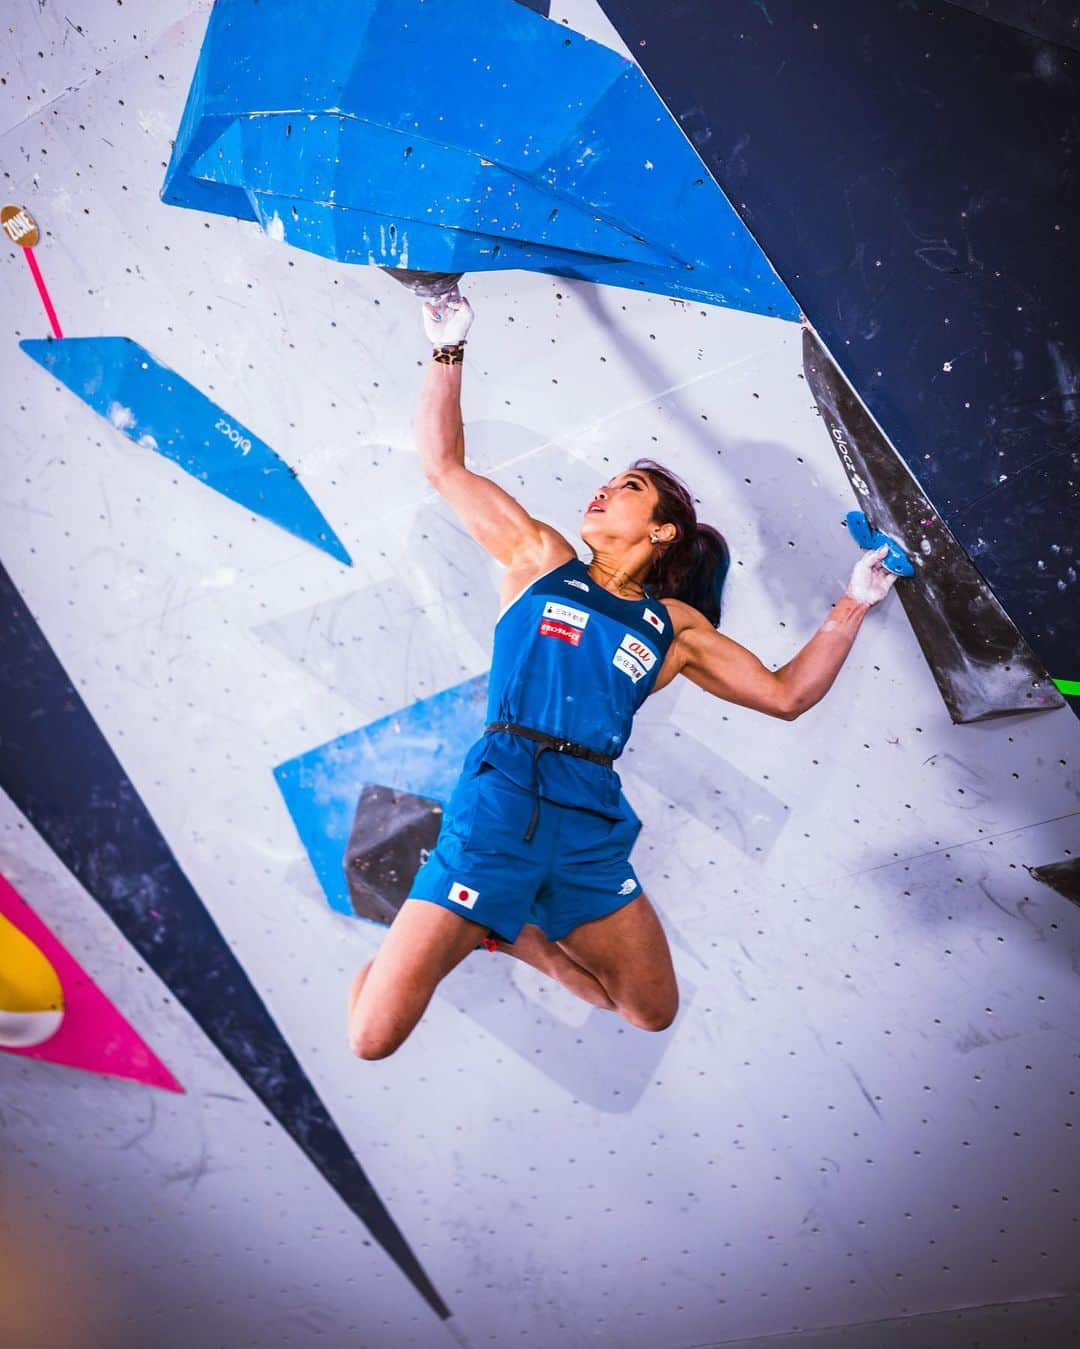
[422,287,475,347]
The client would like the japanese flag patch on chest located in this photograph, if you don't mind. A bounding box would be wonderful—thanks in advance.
[613,632,658,684]
[539,600,590,646]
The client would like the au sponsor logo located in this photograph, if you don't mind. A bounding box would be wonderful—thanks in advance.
[619,632,656,671]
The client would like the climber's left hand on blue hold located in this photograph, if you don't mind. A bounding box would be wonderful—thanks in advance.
[845,510,915,578]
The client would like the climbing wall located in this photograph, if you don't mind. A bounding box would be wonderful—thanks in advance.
[2,2,1079,1347]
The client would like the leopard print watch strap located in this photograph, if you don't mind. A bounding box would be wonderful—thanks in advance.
[432,343,465,365]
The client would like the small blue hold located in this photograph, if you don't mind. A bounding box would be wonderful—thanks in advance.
[845,510,915,577]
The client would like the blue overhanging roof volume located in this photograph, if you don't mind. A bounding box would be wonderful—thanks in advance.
[161,0,799,320]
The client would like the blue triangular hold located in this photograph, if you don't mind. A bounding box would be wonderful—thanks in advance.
[21,336,351,566]
[162,0,799,319]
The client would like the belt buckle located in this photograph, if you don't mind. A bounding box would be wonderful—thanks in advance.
[555,739,571,754]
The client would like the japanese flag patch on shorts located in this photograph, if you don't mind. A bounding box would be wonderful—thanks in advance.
[448,881,479,910]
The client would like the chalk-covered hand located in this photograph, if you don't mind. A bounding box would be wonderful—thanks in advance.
[845,544,899,607]
[422,288,474,346]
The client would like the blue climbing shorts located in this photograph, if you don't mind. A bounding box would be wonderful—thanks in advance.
[407,764,644,944]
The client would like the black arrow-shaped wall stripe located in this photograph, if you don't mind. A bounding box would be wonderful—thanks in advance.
[0,559,450,1322]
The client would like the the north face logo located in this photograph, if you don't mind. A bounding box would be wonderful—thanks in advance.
[618,878,636,896]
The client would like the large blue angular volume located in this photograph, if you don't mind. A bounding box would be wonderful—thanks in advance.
[0,559,446,1319]
[275,675,489,916]
[21,337,351,565]
[161,0,799,319]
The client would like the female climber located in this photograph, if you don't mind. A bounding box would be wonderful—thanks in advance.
[347,288,898,1060]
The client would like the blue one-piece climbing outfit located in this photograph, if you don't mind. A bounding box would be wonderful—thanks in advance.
[408,557,675,944]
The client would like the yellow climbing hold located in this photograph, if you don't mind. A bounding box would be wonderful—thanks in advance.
[0,912,64,1047]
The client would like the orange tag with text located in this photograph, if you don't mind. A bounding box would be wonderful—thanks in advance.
[2,206,40,249]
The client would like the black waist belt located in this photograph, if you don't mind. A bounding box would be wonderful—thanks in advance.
[483,722,614,842]
[484,722,614,767]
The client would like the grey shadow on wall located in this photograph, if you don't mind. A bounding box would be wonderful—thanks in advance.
[254,420,544,709]
[255,572,478,713]
[570,277,723,465]
[441,952,696,1113]
[569,279,854,625]
[622,720,791,862]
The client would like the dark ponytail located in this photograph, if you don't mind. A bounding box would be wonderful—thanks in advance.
[630,458,730,628]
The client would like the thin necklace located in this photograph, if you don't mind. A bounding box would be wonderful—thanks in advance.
[587,558,647,598]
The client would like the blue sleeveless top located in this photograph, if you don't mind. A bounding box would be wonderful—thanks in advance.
[461,557,675,819]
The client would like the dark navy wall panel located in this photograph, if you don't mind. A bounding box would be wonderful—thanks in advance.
[943,0,1080,51]
[599,0,1079,700]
